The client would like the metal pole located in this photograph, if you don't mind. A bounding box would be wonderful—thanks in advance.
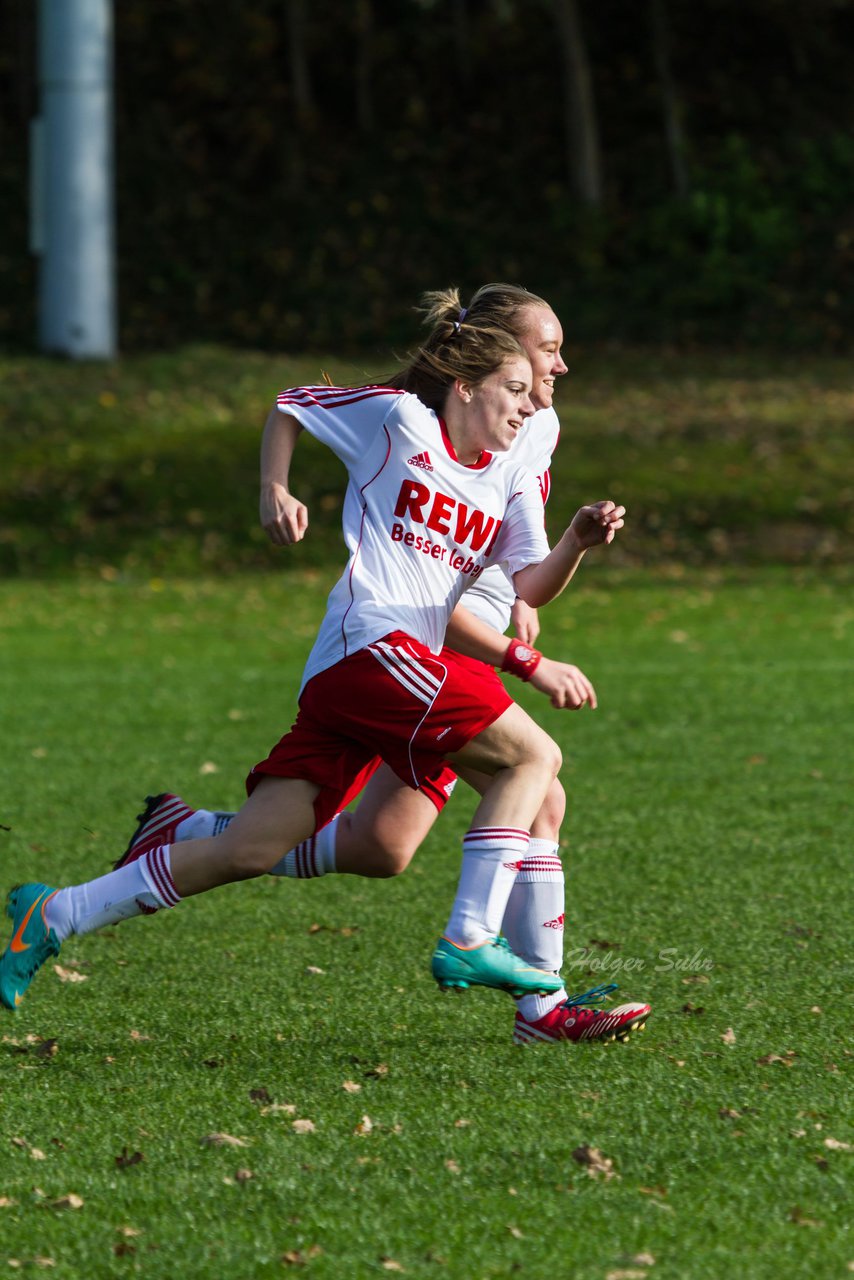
[35,0,116,358]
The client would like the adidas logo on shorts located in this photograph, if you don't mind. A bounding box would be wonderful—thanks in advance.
[407,450,434,472]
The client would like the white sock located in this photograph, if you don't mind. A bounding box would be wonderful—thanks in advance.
[175,810,234,840]
[269,814,340,878]
[444,827,530,947]
[503,839,568,1021]
[44,846,181,941]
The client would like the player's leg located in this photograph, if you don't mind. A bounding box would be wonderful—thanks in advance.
[430,702,564,994]
[1,777,318,1010]
[332,765,441,876]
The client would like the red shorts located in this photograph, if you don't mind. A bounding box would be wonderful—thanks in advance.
[247,632,512,830]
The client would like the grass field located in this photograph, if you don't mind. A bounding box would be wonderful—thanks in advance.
[0,566,851,1278]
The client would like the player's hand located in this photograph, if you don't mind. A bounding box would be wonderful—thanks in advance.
[260,482,309,545]
[511,598,541,645]
[569,500,626,549]
[529,656,598,709]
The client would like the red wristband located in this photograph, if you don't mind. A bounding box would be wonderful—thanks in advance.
[500,638,542,681]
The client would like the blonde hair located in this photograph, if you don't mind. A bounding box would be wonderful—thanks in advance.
[395,286,529,411]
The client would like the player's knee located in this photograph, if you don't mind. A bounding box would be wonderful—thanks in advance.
[357,847,412,878]
[537,777,567,836]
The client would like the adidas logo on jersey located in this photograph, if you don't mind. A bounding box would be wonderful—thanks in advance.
[407,451,434,472]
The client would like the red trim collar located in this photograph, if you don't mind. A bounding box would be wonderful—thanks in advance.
[438,417,493,470]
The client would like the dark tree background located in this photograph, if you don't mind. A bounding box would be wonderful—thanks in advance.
[1,0,853,352]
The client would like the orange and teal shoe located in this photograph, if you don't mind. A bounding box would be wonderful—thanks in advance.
[0,883,60,1011]
[431,935,563,998]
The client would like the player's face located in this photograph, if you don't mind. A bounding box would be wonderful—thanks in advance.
[516,306,567,411]
[463,356,536,456]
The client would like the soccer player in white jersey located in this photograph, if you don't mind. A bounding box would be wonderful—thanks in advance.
[116,285,651,1045]
[0,300,629,1016]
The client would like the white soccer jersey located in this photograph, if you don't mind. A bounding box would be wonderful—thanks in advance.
[460,406,559,634]
[275,385,551,690]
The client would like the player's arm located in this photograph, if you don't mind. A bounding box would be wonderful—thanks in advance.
[259,407,309,546]
[445,604,597,710]
[510,597,540,645]
[513,500,625,608]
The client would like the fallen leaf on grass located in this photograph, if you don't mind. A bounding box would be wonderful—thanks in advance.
[630,1253,656,1266]
[249,1087,272,1104]
[35,1040,58,1058]
[53,966,87,984]
[291,1119,316,1135]
[235,1168,254,1183]
[508,1226,524,1239]
[342,1080,362,1094]
[606,1271,648,1280]
[0,1197,18,1208]
[281,1246,323,1265]
[454,1118,471,1128]
[718,1108,741,1120]
[572,1145,618,1181]
[789,1205,824,1228]
[115,1147,144,1169]
[116,1227,141,1238]
[638,1185,668,1198]
[29,1149,47,1161]
[824,1138,852,1151]
[364,1063,389,1079]
[51,1193,84,1210]
[260,1103,297,1116]
[201,1133,250,1148]
[445,1159,461,1175]
[129,1030,151,1042]
[113,1242,136,1257]
[353,1115,374,1137]
[720,1028,736,1045]
[680,1003,704,1015]
[681,974,709,985]
[381,1260,405,1272]
[756,1051,797,1067]
[305,966,325,976]
[33,1259,55,1269]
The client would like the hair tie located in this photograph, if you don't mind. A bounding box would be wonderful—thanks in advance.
[452,307,468,335]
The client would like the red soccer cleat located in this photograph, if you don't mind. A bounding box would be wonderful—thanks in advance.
[513,983,650,1045]
[114,793,195,869]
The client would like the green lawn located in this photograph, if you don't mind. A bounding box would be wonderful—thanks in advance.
[0,568,851,1278]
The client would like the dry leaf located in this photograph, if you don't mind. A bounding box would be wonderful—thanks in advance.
[115,1147,144,1169]
[342,1080,362,1094]
[354,1115,374,1137]
[30,1148,47,1161]
[51,1193,84,1210]
[201,1133,250,1148]
[235,1168,254,1183]
[261,1103,296,1116]
[305,966,325,975]
[631,1253,656,1266]
[249,1087,272,1104]
[508,1226,524,1239]
[291,1119,316,1135]
[454,1118,471,1128]
[824,1138,852,1151]
[113,1243,136,1258]
[638,1185,668,1198]
[281,1246,323,1266]
[381,1260,405,1272]
[681,974,709,985]
[199,761,219,774]
[35,1039,59,1058]
[756,1051,796,1067]
[606,1272,648,1280]
[719,1108,741,1120]
[789,1205,824,1228]
[445,1159,462,1175]
[681,1003,704,1015]
[0,1197,18,1208]
[53,966,87,984]
[33,1260,55,1269]
[571,1145,618,1181]
[721,1028,737,1045]
[129,1030,151,1042]
[10,1137,28,1148]
[116,1227,141,1238]
[364,1064,389,1078]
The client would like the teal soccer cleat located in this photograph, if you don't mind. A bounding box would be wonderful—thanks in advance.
[0,883,60,1011]
[432,935,563,998]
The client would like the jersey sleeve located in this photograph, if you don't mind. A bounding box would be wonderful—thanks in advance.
[275,384,402,471]
[489,471,550,578]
